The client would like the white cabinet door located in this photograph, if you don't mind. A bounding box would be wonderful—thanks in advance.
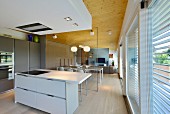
[36,93,66,114]
[15,88,36,108]
[15,75,36,91]
[36,78,66,98]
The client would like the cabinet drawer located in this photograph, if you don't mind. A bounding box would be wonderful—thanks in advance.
[15,88,36,108]
[37,93,66,114]
[15,75,36,91]
[36,78,66,98]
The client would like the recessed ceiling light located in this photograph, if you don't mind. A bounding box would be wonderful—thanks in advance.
[73,23,78,26]
[108,30,112,35]
[90,30,94,36]
[64,17,72,21]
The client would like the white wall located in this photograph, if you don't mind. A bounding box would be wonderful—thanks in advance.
[0,27,27,40]
[118,0,140,96]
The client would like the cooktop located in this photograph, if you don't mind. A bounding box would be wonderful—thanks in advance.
[21,70,50,75]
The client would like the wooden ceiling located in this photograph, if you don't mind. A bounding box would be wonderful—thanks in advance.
[46,0,127,50]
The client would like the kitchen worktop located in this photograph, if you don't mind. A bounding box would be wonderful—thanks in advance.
[16,69,92,84]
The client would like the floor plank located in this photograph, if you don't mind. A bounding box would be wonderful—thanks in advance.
[74,74,127,114]
[0,74,127,114]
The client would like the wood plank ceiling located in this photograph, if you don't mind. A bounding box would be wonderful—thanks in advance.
[46,0,127,50]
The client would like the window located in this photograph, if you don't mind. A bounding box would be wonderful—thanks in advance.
[126,16,139,114]
[120,44,123,79]
[151,0,170,113]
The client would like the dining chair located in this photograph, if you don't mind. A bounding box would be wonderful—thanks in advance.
[77,69,84,73]
[58,67,64,71]
[66,68,73,72]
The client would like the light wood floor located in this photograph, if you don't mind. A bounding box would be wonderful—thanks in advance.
[0,74,127,114]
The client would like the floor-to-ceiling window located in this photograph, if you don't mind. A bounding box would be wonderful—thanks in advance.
[126,16,139,114]
[122,0,169,113]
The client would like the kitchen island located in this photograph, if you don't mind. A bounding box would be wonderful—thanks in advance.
[15,70,91,114]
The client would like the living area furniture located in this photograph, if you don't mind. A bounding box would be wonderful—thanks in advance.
[99,66,116,74]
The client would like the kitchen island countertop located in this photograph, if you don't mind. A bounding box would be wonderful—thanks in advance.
[16,69,92,84]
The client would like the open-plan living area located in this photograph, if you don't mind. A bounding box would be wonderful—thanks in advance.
[0,0,169,114]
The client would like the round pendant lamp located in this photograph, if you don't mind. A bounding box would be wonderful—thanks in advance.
[83,46,90,52]
[71,46,77,52]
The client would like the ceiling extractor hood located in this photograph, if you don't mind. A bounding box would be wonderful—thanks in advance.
[16,23,52,32]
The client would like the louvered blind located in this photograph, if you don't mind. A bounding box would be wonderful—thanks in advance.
[152,0,170,113]
[127,27,139,113]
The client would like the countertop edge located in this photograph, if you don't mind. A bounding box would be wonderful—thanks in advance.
[15,72,92,84]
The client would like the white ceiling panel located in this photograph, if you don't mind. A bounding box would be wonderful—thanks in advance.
[0,0,92,35]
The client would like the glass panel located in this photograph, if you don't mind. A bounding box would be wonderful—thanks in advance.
[0,52,13,63]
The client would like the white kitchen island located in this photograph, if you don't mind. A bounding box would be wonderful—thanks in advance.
[15,70,91,114]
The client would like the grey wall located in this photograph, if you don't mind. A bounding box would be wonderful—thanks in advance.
[46,40,74,69]
[40,36,75,69]
[0,36,14,52]
[88,48,109,66]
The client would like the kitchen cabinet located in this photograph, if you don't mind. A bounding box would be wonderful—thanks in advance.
[36,78,66,98]
[0,36,14,52]
[15,75,37,91]
[15,88,36,108]
[29,42,40,70]
[0,79,13,93]
[14,40,40,73]
[14,40,29,72]
[36,93,66,114]
[15,74,79,114]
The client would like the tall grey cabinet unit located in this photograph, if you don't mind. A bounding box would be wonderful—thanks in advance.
[0,36,14,52]
[14,40,29,72]
[29,42,40,70]
[0,36,14,93]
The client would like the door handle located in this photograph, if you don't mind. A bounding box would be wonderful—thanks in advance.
[47,94,55,97]
[23,89,28,91]
[17,74,28,77]
[47,79,53,81]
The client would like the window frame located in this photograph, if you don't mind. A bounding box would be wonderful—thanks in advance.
[125,13,140,114]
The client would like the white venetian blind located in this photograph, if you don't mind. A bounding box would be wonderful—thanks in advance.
[151,0,170,113]
[127,26,139,113]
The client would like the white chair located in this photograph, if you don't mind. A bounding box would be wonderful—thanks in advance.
[66,68,73,72]
[58,67,64,71]
[76,69,88,102]
[77,69,84,73]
